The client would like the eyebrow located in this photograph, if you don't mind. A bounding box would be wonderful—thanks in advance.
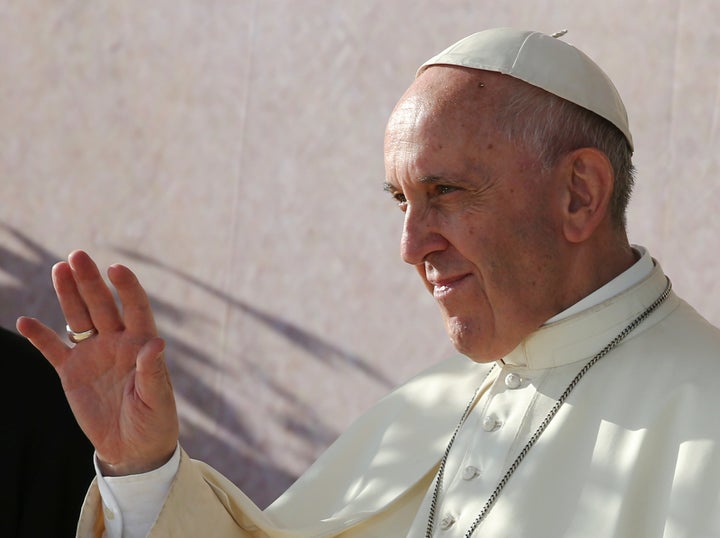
[418,175,446,185]
[383,175,446,192]
[383,174,477,194]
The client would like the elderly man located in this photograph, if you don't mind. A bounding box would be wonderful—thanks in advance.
[18,28,720,537]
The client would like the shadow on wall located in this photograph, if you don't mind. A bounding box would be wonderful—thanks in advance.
[0,224,393,507]
[114,247,395,507]
[0,225,67,330]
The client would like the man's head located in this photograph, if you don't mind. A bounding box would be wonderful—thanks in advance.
[383,29,637,362]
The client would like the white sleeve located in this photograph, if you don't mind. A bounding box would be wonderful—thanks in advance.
[95,444,181,538]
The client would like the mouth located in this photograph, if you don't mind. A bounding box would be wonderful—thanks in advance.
[430,274,470,299]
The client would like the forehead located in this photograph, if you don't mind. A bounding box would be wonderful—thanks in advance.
[383,68,542,188]
[384,68,503,158]
[385,67,511,147]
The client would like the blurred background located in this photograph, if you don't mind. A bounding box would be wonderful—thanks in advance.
[1,0,718,508]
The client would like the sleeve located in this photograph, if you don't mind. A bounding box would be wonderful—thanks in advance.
[76,355,483,538]
[77,448,265,538]
[96,445,181,538]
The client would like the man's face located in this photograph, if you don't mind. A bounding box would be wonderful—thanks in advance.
[383,67,565,362]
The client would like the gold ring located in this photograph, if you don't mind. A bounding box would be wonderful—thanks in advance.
[66,324,98,343]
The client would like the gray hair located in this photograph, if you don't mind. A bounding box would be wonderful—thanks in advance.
[495,82,635,229]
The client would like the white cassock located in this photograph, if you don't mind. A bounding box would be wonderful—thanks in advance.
[79,248,720,537]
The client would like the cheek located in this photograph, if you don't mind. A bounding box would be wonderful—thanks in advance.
[453,219,502,271]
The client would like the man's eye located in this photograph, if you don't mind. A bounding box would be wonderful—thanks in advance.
[437,185,458,195]
[393,193,408,210]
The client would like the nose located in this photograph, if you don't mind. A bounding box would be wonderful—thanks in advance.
[400,205,447,265]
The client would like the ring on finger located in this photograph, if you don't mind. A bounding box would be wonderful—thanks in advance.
[66,324,98,343]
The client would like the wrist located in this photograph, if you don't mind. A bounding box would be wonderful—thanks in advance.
[97,447,176,477]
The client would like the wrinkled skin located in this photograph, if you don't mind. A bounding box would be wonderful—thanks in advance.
[383,66,635,361]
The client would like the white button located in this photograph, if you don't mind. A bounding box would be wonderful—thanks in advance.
[482,415,501,432]
[462,465,480,480]
[440,514,456,530]
[505,373,523,389]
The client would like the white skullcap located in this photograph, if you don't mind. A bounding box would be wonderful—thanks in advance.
[417,27,633,150]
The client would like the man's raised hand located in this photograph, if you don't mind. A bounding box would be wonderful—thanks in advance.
[17,250,179,476]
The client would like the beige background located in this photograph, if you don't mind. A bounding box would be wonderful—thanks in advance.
[1,1,718,508]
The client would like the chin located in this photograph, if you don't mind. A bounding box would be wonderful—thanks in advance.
[445,324,494,363]
[445,323,509,364]
[456,345,499,364]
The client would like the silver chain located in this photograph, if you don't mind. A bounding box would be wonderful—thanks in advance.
[425,278,672,538]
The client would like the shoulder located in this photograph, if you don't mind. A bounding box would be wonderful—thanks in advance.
[631,296,720,369]
[375,355,493,415]
[263,355,492,527]
[590,296,720,427]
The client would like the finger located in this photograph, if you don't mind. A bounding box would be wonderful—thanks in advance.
[52,261,94,335]
[135,337,180,451]
[108,264,158,335]
[67,250,124,333]
[16,316,71,369]
[135,337,171,404]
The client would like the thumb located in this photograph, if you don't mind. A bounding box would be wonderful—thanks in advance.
[135,337,174,406]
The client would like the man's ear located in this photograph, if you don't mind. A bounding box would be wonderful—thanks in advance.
[561,147,614,243]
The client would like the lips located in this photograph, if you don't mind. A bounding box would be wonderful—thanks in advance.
[430,273,470,299]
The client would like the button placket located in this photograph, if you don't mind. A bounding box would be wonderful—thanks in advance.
[428,367,539,535]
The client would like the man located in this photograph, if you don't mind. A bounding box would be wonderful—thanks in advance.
[0,325,94,537]
[17,28,720,537]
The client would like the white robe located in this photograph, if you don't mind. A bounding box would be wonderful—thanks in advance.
[77,262,720,537]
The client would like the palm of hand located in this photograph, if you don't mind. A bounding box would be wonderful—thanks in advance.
[18,250,179,476]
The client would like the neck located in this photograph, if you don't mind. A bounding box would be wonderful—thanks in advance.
[551,237,637,319]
